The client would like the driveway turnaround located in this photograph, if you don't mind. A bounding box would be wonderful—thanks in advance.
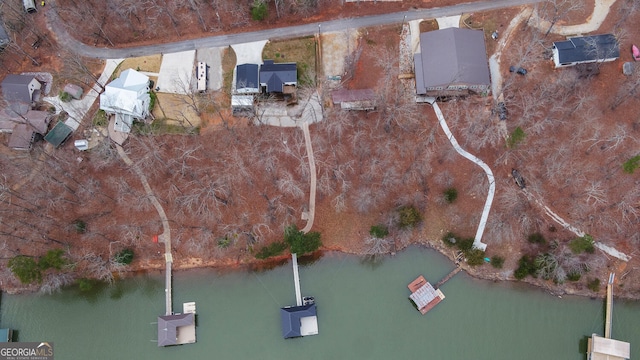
[157,51,196,94]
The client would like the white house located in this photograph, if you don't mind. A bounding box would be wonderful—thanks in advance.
[99,69,150,133]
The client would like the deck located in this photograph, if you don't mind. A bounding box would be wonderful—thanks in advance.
[408,275,445,315]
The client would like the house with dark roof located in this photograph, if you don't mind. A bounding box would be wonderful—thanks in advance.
[157,313,195,347]
[44,121,73,148]
[236,63,260,94]
[260,60,297,94]
[1,75,42,105]
[414,28,491,97]
[552,34,619,68]
[280,303,318,339]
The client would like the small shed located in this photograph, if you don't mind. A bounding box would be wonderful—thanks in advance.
[623,62,633,76]
[280,304,318,339]
[63,84,83,100]
[331,89,376,110]
[157,313,196,347]
[44,121,73,148]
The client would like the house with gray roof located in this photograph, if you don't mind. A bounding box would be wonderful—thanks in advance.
[157,313,195,347]
[260,60,297,94]
[280,303,318,339]
[236,63,260,94]
[1,75,42,105]
[552,34,619,68]
[414,28,491,97]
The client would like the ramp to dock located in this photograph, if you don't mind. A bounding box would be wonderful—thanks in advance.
[435,266,462,289]
[292,253,302,306]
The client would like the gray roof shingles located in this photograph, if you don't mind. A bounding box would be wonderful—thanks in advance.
[157,313,194,347]
[553,34,620,65]
[260,60,297,93]
[280,304,316,339]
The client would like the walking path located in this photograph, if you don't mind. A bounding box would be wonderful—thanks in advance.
[115,144,173,314]
[425,98,493,251]
[529,0,617,35]
[522,189,630,262]
[300,121,317,234]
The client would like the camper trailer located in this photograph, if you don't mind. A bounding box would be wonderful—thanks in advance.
[197,62,207,93]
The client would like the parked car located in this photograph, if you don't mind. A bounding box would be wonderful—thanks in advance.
[509,66,528,75]
[632,45,640,61]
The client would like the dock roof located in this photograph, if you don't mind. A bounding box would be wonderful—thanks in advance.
[589,334,630,360]
[280,303,318,339]
[157,313,195,347]
[408,275,445,315]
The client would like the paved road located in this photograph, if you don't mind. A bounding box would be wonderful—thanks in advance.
[47,0,541,59]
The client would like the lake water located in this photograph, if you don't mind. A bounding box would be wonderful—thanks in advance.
[1,247,638,360]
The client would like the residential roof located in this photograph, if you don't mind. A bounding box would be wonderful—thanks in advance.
[0,109,50,134]
[44,121,72,148]
[280,304,317,339]
[1,74,38,103]
[415,28,490,91]
[331,89,376,104]
[553,34,620,65]
[236,64,259,93]
[100,69,150,121]
[260,60,297,93]
[8,124,36,150]
[157,313,195,347]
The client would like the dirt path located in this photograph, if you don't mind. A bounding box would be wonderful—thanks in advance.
[529,0,617,35]
[300,121,317,234]
[426,98,494,251]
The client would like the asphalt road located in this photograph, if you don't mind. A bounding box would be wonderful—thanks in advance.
[49,0,541,59]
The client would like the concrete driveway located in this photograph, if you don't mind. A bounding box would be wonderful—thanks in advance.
[157,51,196,95]
[196,48,223,91]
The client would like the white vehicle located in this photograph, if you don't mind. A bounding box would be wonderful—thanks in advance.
[23,0,37,13]
[197,62,207,92]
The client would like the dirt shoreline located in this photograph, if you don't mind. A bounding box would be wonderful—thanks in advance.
[3,241,633,301]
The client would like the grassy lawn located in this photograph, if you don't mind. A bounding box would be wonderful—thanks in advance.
[263,37,317,86]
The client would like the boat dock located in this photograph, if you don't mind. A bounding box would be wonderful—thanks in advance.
[435,266,462,289]
[586,273,630,360]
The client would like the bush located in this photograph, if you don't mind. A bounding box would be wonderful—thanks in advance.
[77,278,100,292]
[514,255,536,280]
[39,249,66,270]
[59,91,72,102]
[8,256,42,284]
[490,256,505,268]
[251,0,268,20]
[466,249,486,266]
[569,234,595,254]
[587,278,601,292]
[217,237,232,249]
[73,219,87,234]
[507,126,526,148]
[566,271,581,281]
[457,237,475,252]
[284,225,321,256]
[369,224,389,239]
[255,241,287,259]
[149,90,157,111]
[113,249,134,265]
[527,232,545,244]
[443,188,458,203]
[622,154,640,174]
[442,232,458,247]
[397,205,422,229]
[93,110,108,127]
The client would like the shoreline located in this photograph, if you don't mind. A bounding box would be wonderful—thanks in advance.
[3,242,636,301]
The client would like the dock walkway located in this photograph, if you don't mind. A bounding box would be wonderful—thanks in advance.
[435,266,462,289]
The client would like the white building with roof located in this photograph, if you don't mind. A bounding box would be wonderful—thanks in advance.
[99,69,150,133]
